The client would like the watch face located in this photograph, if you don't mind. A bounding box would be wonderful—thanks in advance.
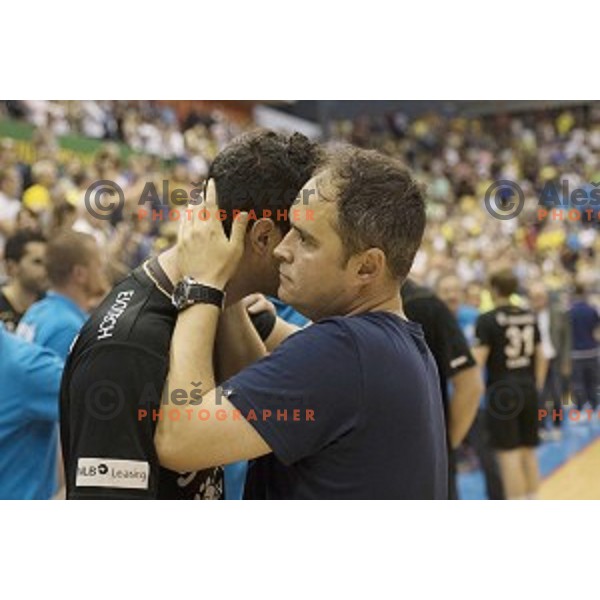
[172,278,224,310]
[172,281,188,310]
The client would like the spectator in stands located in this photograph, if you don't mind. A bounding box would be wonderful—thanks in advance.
[23,160,56,214]
[0,166,22,259]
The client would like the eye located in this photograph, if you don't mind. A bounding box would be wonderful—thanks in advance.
[293,228,305,243]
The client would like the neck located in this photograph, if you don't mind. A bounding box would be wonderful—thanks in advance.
[2,281,38,313]
[311,283,407,322]
[496,296,511,306]
[52,284,89,312]
[346,289,406,320]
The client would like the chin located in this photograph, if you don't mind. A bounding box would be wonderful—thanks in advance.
[277,282,300,306]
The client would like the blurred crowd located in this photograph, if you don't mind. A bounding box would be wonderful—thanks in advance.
[2,101,599,298]
[330,105,600,301]
[0,101,254,283]
[1,100,599,499]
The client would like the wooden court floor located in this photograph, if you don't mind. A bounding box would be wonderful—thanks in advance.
[539,437,600,500]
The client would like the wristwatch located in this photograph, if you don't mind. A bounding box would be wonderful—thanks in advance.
[172,276,225,311]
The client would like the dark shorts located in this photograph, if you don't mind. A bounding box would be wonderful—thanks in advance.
[486,381,539,450]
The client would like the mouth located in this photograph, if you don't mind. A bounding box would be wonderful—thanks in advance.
[279,271,291,282]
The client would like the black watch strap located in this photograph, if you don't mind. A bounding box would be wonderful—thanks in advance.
[187,284,225,308]
[172,277,225,311]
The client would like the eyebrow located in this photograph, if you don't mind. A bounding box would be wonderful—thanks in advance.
[291,223,317,243]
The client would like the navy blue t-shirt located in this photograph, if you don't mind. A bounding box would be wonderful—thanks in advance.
[570,301,600,353]
[223,312,448,499]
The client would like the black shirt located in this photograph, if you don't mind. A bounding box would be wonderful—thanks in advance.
[474,305,540,386]
[60,262,223,499]
[401,280,476,413]
[223,312,448,499]
[0,288,22,332]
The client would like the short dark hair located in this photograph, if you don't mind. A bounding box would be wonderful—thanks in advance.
[46,231,97,286]
[4,230,47,264]
[208,129,323,235]
[490,269,518,297]
[320,146,426,281]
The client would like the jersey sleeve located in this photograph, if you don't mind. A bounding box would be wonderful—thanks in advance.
[46,324,81,360]
[434,299,476,377]
[222,319,364,466]
[61,343,168,499]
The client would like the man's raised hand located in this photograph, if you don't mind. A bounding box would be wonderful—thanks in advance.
[177,179,249,289]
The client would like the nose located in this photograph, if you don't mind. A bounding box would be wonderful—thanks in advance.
[274,232,293,264]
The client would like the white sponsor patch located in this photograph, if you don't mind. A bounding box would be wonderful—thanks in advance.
[450,355,468,369]
[76,458,149,489]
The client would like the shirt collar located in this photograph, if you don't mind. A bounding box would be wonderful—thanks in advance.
[46,291,88,320]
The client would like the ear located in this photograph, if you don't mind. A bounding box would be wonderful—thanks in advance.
[6,260,18,278]
[354,248,386,283]
[72,264,88,285]
[249,219,280,255]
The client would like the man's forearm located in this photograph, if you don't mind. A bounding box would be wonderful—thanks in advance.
[265,317,301,352]
[155,303,221,460]
[215,302,267,382]
[169,303,221,397]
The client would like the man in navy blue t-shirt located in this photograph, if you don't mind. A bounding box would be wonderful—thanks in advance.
[155,147,448,499]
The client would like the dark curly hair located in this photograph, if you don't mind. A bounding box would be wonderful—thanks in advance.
[208,129,323,235]
[4,230,47,264]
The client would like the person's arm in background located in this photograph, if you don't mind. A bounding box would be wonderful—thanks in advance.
[244,294,301,352]
[215,294,302,382]
[19,337,65,499]
[448,365,484,449]
[559,307,572,379]
[436,299,483,449]
[534,343,548,393]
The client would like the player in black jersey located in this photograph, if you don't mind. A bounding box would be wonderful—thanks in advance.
[473,270,547,500]
[60,130,322,499]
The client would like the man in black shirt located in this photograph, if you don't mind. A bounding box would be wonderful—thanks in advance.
[473,270,547,500]
[155,147,448,499]
[401,278,482,499]
[60,130,322,499]
[0,230,48,331]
